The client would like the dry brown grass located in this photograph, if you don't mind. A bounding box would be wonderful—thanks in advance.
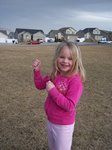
[0,44,112,150]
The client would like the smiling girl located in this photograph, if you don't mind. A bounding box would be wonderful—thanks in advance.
[33,41,86,150]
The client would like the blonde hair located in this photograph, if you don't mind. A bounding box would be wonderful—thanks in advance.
[51,41,86,82]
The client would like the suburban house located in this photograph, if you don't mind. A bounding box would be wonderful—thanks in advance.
[8,32,15,39]
[0,30,18,44]
[0,30,8,39]
[58,27,77,42]
[100,30,112,41]
[0,30,8,43]
[76,28,102,41]
[47,30,59,39]
[48,27,77,42]
[15,28,46,42]
[76,28,112,41]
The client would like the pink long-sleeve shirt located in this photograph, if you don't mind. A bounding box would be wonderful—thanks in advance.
[34,70,83,125]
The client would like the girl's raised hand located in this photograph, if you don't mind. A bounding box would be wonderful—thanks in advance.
[46,81,55,92]
[33,59,41,71]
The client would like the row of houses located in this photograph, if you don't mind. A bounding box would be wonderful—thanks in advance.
[0,27,112,43]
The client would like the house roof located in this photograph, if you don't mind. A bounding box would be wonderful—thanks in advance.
[100,29,112,34]
[8,32,15,38]
[83,28,98,33]
[59,27,70,31]
[15,28,44,34]
[59,27,76,33]
[0,30,7,35]
[47,30,59,37]
[76,30,85,38]
[58,27,77,36]
[48,30,59,34]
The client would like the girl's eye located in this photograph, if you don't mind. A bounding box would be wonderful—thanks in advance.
[69,58,72,60]
[59,56,72,60]
[60,56,64,58]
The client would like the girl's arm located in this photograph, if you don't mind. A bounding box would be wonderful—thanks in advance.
[46,78,83,112]
[33,59,50,90]
[34,70,50,90]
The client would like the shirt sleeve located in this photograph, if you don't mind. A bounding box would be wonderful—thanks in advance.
[48,77,83,112]
[34,69,50,90]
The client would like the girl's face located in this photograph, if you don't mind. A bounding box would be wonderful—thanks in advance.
[57,46,73,75]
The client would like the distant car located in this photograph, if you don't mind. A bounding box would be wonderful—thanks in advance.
[107,41,112,44]
[98,40,112,44]
[98,40,107,44]
[27,40,43,44]
[31,41,41,44]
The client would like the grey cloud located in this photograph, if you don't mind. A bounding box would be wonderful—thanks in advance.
[0,0,112,33]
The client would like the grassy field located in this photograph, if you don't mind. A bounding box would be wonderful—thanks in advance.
[0,44,112,150]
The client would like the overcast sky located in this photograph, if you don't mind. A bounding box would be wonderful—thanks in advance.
[0,0,112,34]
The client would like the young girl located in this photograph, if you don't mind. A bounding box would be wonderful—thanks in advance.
[33,41,86,150]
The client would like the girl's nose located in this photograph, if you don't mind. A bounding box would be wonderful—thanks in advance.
[63,58,68,63]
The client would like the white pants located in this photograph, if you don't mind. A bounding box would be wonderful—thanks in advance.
[47,121,75,150]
